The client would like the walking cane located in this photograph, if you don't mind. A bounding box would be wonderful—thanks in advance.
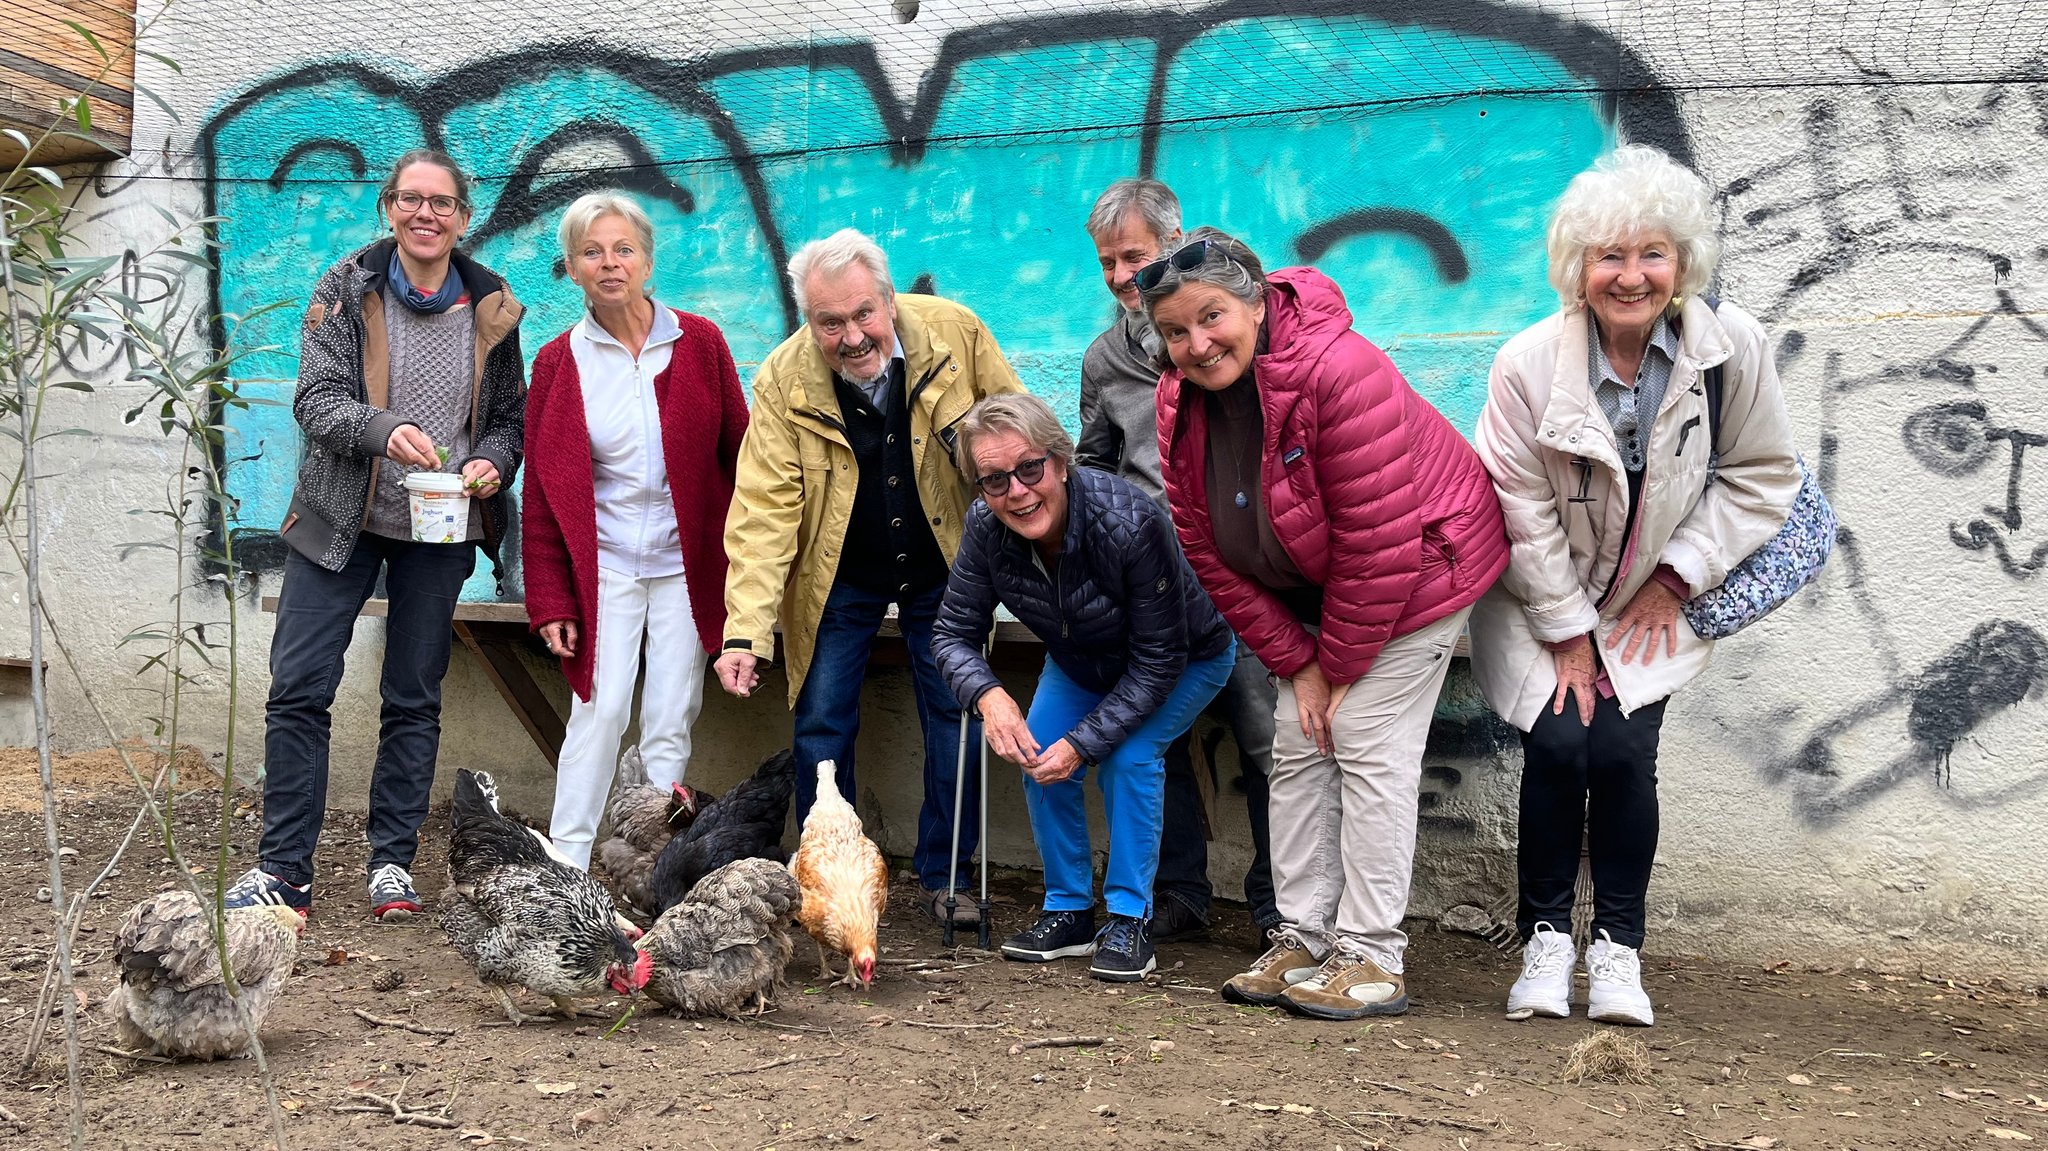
[976,736,992,950]
[943,707,971,948]
[943,627,996,948]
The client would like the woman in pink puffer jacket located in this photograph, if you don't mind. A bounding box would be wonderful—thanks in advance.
[1145,227,1508,1021]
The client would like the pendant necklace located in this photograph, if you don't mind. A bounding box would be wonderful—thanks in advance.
[1232,426,1251,509]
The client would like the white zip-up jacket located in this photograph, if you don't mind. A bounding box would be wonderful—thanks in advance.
[572,305,684,578]
[1469,295,1801,730]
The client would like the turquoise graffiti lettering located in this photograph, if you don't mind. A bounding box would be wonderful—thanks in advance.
[202,1,1680,597]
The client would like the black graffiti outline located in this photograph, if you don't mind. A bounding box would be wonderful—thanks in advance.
[196,0,1689,571]
[1293,208,1471,284]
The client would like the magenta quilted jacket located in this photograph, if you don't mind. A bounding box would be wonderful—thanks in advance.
[1157,267,1509,684]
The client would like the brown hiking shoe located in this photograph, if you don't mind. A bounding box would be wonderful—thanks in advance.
[1280,953,1408,1020]
[1220,933,1320,1006]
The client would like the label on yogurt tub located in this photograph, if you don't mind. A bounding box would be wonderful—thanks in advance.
[403,471,471,543]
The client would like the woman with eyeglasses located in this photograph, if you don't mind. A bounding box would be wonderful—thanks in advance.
[1142,227,1509,1019]
[932,393,1235,982]
[230,148,528,923]
[522,192,748,870]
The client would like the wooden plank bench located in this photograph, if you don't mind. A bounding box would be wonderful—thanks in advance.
[257,596,1042,770]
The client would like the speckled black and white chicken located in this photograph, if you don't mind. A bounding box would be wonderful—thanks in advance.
[441,769,651,1024]
[638,856,802,1018]
[103,889,303,1061]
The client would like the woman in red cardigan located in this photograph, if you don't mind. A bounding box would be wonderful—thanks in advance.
[522,192,748,869]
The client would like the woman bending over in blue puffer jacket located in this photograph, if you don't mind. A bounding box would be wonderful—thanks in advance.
[932,392,1235,984]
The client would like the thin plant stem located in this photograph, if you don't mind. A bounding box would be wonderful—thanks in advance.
[1,186,86,1151]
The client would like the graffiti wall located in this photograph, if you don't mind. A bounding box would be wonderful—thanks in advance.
[15,0,2043,977]
[197,2,1680,589]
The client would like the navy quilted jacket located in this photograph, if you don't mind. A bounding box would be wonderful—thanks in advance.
[933,465,1233,764]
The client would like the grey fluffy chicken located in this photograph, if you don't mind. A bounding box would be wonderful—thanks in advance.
[594,746,702,917]
[442,769,651,1023]
[638,857,802,1018]
[103,890,303,1061]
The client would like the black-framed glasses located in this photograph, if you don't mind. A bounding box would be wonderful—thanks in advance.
[1132,239,1213,293]
[973,455,1051,498]
[390,190,465,218]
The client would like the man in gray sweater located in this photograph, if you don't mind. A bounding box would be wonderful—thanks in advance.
[1076,179,1280,943]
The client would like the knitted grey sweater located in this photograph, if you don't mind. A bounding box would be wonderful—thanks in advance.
[283,240,524,575]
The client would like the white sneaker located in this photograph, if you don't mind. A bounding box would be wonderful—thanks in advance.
[1506,921,1574,1020]
[1585,929,1654,1026]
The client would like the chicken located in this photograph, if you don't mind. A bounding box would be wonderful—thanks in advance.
[648,749,796,915]
[594,746,702,917]
[790,759,890,989]
[103,890,303,1061]
[441,769,651,1023]
[638,857,802,1018]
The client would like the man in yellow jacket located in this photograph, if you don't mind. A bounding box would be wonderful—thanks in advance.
[715,228,1023,926]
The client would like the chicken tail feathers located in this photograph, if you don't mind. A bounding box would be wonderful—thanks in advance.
[449,769,552,883]
[452,769,502,829]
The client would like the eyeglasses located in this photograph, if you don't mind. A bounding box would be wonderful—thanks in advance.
[1132,239,1214,293]
[973,455,1051,498]
[390,190,465,218]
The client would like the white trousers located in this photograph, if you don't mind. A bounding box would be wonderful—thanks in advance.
[1268,607,1469,973]
[550,566,709,869]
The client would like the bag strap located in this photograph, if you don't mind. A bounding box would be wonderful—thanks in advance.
[1701,294,1723,489]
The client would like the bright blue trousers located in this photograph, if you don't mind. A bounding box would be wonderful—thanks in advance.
[1022,643,1235,920]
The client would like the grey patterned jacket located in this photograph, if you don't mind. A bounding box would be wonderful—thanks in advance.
[283,239,526,577]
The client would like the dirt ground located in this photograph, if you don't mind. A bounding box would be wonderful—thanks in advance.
[2,749,2046,1151]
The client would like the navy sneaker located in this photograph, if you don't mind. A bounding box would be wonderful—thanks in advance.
[1089,915,1156,982]
[367,864,424,923]
[222,867,312,915]
[1001,909,1097,961]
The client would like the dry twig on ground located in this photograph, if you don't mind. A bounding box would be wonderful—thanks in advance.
[702,1050,843,1078]
[1008,1035,1110,1055]
[92,1046,173,1065]
[333,1075,461,1129]
[352,1008,456,1036]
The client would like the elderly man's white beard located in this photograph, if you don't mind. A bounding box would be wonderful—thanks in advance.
[846,364,890,390]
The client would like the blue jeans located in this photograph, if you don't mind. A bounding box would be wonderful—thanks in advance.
[1023,643,1235,921]
[793,577,980,890]
[260,535,476,886]
[1156,643,1280,927]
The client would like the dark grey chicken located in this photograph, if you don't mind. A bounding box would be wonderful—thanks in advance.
[594,746,703,917]
[639,857,802,1017]
[648,749,796,914]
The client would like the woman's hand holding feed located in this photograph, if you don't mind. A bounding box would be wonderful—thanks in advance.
[1025,739,1083,785]
[386,425,438,469]
[460,458,501,495]
[978,688,1041,767]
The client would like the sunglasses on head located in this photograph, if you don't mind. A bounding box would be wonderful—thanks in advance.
[973,455,1051,498]
[1133,239,1215,293]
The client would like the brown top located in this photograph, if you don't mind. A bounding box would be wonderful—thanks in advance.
[1203,375,1323,623]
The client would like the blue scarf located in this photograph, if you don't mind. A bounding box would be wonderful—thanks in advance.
[387,250,467,315]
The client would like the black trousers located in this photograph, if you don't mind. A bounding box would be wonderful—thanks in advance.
[260,535,476,886]
[1516,691,1668,950]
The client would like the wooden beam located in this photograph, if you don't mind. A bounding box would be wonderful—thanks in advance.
[451,619,564,769]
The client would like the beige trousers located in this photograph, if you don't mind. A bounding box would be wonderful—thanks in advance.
[1268,607,1469,973]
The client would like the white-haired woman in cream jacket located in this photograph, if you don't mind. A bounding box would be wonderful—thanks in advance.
[1470,145,1800,1028]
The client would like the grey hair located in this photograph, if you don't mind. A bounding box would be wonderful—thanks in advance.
[1086,178,1182,245]
[557,192,656,274]
[1137,225,1268,318]
[1547,144,1720,310]
[787,228,894,316]
[952,393,1076,490]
